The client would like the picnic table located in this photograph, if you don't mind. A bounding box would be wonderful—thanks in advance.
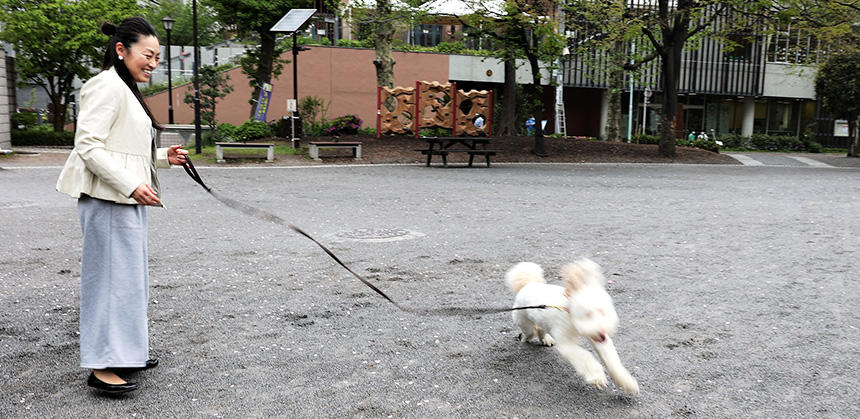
[415,136,501,167]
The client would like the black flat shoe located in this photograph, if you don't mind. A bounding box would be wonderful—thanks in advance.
[87,372,138,394]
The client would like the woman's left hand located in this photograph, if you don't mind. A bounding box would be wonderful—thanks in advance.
[167,145,189,165]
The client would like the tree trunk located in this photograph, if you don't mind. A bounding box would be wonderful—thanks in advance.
[658,48,678,157]
[249,31,276,118]
[605,53,624,142]
[656,5,690,157]
[849,114,859,157]
[373,0,396,88]
[527,54,546,156]
[495,58,518,136]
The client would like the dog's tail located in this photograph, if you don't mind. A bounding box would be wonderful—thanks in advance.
[505,262,545,294]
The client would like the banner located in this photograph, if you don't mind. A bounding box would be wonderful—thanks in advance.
[253,83,273,122]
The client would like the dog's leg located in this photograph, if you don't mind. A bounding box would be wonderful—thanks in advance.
[535,326,555,346]
[591,337,639,395]
[554,338,607,389]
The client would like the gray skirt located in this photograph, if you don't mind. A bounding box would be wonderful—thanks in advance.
[77,195,149,369]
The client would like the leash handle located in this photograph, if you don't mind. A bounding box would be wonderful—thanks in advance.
[181,157,211,192]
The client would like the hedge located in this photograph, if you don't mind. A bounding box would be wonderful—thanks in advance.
[11,129,75,147]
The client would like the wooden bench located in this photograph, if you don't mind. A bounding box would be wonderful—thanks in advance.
[215,142,274,163]
[308,141,362,161]
[467,149,503,167]
[415,148,502,167]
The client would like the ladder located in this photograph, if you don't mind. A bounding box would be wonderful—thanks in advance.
[555,101,567,138]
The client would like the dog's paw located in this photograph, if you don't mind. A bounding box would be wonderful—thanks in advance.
[616,374,640,395]
[540,335,555,347]
[586,373,608,389]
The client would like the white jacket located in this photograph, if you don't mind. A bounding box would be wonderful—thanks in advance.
[56,67,169,205]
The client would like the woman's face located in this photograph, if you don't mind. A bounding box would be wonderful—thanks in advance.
[116,35,160,83]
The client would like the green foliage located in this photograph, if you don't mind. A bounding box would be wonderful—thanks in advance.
[296,36,331,46]
[815,50,860,122]
[205,0,312,106]
[336,39,371,48]
[235,120,272,141]
[11,112,38,129]
[183,65,234,130]
[358,126,377,136]
[143,0,223,46]
[11,129,75,147]
[298,96,330,126]
[323,114,363,136]
[720,133,825,152]
[434,41,466,54]
[0,0,140,131]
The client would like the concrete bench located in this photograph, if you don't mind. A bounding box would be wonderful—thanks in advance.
[158,124,212,147]
[308,141,362,161]
[215,142,274,163]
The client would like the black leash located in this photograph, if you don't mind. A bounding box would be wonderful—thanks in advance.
[180,158,554,316]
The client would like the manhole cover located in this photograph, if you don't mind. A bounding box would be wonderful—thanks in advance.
[333,228,425,243]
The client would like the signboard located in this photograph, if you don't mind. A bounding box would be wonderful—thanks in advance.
[834,119,849,137]
[287,98,297,113]
[253,83,273,122]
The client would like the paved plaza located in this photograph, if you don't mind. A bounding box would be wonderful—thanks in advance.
[1,161,859,417]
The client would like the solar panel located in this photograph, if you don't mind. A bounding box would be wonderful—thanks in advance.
[270,9,317,33]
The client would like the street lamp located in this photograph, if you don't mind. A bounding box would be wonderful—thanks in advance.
[161,16,175,124]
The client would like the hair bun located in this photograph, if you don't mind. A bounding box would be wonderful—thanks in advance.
[100,22,117,36]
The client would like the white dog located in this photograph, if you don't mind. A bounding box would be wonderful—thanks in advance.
[505,259,639,395]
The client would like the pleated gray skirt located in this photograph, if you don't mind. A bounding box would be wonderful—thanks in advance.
[78,195,149,369]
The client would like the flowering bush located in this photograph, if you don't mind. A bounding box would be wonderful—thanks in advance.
[324,114,362,136]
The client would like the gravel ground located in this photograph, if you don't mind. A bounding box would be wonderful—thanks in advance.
[1,162,858,417]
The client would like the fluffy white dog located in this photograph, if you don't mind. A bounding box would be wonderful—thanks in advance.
[505,259,640,395]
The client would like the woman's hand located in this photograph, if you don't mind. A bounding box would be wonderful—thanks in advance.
[131,183,160,206]
[167,145,189,165]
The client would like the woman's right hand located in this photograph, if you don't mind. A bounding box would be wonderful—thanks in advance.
[131,183,160,206]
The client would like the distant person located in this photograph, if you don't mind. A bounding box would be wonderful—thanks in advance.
[56,17,188,394]
[526,117,536,135]
[474,115,485,129]
[687,131,696,142]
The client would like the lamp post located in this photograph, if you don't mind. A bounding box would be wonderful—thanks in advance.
[192,0,202,154]
[161,16,175,124]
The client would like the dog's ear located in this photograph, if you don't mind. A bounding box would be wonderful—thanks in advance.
[561,263,588,296]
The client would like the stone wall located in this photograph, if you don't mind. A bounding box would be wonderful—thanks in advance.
[0,48,10,150]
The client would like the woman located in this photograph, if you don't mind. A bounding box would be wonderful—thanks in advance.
[56,17,187,394]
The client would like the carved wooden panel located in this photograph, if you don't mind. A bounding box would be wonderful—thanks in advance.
[379,86,415,135]
[455,89,490,136]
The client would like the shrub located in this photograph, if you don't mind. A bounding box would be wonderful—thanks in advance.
[234,120,272,141]
[804,141,823,153]
[211,122,239,142]
[11,112,38,129]
[336,39,365,48]
[358,126,377,136]
[434,41,466,54]
[324,114,362,136]
[11,129,75,146]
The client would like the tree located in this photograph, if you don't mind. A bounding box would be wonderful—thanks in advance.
[815,51,860,157]
[183,65,234,131]
[0,0,139,132]
[463,0,565,156]
[143,0,223,46]
[204,0,312,116]
[341,0,424,89]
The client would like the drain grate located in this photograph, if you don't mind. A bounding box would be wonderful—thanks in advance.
[334,228,425,243]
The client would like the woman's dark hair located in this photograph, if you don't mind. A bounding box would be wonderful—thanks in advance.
[100,17,162,130]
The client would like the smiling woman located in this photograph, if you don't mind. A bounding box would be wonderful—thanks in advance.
[54,16,189,395]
